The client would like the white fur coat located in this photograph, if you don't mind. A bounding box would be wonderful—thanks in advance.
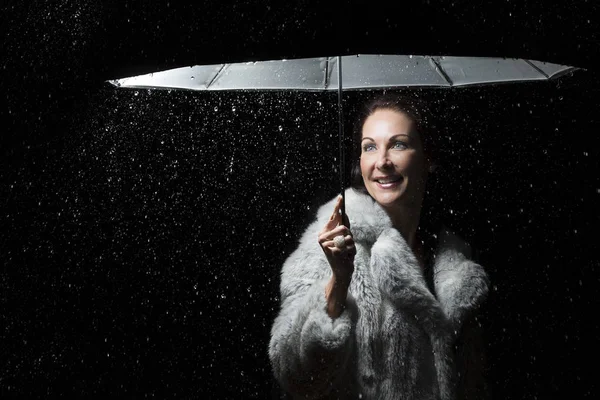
[269,189,489,400]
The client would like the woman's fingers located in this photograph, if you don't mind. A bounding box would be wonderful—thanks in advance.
[318,225,352,246]
[329,224,352,238]
[320,234,355,251]
[329,244,356,258]
[324,195,343,231]
[318,196,355,262]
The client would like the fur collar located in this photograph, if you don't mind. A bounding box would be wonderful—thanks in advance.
[315,188,489,331]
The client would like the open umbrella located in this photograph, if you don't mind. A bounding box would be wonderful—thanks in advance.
[108,55,577,91]
[107,54,580,216]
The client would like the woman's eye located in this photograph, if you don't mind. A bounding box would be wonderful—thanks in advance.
[392,141,408,150]
[362,144,376,152]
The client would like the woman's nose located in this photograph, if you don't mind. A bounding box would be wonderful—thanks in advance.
[375,151,392,170]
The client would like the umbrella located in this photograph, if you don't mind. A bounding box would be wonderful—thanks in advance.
[107,54,580,216]
[108,55,577,91]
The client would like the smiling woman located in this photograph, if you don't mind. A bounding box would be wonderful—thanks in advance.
[269,93,490,399]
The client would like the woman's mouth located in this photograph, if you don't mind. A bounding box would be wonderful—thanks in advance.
[375,176,403,189]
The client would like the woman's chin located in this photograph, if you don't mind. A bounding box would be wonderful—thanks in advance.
[373,192,404,208]
[366,183,411,208]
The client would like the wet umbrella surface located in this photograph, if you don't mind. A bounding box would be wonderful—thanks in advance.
[2,1,600,399]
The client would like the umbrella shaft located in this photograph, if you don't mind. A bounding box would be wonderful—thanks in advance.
[337,56,345,217]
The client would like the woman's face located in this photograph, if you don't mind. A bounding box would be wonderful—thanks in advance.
[360,108,429,210]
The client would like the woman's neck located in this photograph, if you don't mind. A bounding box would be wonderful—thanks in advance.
[388,203,428,272]
[385,202,422,250]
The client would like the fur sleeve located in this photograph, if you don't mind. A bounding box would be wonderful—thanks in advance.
[434,228,490,334]
[269,222,357,398]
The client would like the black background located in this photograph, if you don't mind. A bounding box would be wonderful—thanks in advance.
[2,1,600,399]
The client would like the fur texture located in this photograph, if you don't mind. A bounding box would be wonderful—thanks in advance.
[269,189,489,400]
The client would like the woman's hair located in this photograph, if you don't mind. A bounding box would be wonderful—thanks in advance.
[350,92,439,193]
[349,92,443,273]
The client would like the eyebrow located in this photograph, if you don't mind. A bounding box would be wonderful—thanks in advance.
[361,134,410,142]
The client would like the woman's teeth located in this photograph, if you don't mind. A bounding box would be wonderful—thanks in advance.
[376,177,402,188]
[377,177,401,184]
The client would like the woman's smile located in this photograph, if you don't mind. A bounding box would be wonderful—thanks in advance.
[374,175,403,189]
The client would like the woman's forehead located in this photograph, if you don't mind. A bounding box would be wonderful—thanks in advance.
[362,109,416,138]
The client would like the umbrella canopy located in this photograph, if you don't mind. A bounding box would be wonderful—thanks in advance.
[108,54,579,91]
[107,54,580,216]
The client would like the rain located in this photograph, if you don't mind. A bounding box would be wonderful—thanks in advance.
[2,1,600,399]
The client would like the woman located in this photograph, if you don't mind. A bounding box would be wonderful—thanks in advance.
[269,94,490,400]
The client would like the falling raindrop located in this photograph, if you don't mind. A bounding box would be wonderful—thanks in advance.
[229,156,234,171]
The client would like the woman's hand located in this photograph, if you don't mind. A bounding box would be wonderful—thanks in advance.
[318,195,356,318]
[318,195,356,281]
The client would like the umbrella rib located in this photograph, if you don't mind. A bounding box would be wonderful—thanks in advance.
[523,60,550,79]
[431,57,453,87]
[324,58,330,90]
[547,66,578,80]
[206,64,227,89]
